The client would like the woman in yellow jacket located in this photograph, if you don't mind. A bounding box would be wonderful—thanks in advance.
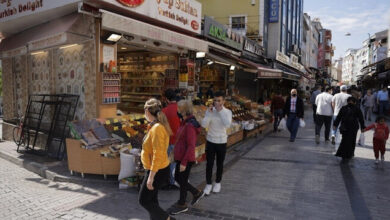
[139,98,175,220]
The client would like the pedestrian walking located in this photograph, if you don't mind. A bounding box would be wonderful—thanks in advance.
[162,89,181,190]
[283,89,304,142]
[377,86,389,116]
[333,97,365,160]
[201,91,232,195]
[139,98,175,220]
[363,116,389,164]
[168,100,205,215]
[315,87,334,144]
[271,91,285,132]
[310,85,322,124]
[362,89,376,121]
[331,85,351,145]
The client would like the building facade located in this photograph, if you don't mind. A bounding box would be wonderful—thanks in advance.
[354,44,369,81]
[302,13,318,69]
[267,0,304,59]
[342,49,358,84]
[331,58,343,85]
[197,0,268,49]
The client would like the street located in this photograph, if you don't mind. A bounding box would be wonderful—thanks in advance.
[1,109,390,220]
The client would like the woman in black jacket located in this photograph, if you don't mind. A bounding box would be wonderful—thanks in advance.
[283,89,304,142]
[333,97,365,160]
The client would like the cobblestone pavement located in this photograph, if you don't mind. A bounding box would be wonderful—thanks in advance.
[1,108,390,220]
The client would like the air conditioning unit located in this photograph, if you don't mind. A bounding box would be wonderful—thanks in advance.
[251,0,255,5]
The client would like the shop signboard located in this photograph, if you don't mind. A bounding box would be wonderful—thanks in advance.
[203,16,244,51]
[276,50,289,65]
[243,38,264,57]
[268,0,279,23]
[99,0,202,34]
[0,0,80,23]
[283,72,300,81]
[258,71,282,79]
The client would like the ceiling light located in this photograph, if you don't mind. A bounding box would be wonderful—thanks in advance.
[215,61,230,66]
[207,61,214,65]
[31,51,45,55]
[107,33,122,42]
[196,52,206,58]
[121,47,127,50]
[230,65,236,70]
[60,44,78,49]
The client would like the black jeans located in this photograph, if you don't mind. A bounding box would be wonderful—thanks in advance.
[315,115,332,140]
[175,161,199,205]
[139,165,170,220]
[312,104,318,124]
[206,141,227,184]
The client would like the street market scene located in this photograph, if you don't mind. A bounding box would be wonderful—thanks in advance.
[0,0,390,219]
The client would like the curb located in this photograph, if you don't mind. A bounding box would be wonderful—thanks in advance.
[0,148,118,185]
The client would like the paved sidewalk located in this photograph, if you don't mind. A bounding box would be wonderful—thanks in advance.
[1,107,390,219]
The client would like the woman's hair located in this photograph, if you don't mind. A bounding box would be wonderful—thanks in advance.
[177,100,193,116]
[376,115,386,123]
[144,98,172,135]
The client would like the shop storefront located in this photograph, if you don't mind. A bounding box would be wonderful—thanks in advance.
[0,1,272,182]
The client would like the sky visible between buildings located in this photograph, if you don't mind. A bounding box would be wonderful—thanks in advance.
[305,0,390,59]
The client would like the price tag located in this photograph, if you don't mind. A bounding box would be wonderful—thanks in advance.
[114,126,119,131]
[105,120,111,124]
[114,119,119,123]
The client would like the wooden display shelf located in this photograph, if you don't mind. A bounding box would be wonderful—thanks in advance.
[121,99,147,102]
[122,92,161,96]
[227,130,244,147]
[122,77,165,80]
[199,80,225,82]
[103,79,121,81]
[103,85,121,87]
[244,127,261,138]
[122,85,162,88]
[119,60,176,64]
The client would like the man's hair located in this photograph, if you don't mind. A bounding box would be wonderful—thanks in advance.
[325,87,332,92]
[164,89,176,101]
[214,91,225,98]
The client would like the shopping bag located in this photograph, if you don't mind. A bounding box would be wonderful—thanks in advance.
[358,133,365,146]
[299,119,306,128]
[278,118,287,130]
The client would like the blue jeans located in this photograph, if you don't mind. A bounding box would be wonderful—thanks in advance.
[167,144,176,185]
[379,101,388,115]
[286,113,300,140]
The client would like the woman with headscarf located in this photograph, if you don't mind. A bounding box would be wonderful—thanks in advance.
[333,97,365,160]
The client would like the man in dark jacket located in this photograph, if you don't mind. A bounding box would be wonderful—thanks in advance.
[284,89,304,142]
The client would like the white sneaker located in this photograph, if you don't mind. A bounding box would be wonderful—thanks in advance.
[381,155,385,162]
[203,184,212,195]
[212,183,221,193]
[375,159,379,164]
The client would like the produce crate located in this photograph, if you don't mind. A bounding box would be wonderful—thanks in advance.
[244,127,260,138]
[227,130,244,147]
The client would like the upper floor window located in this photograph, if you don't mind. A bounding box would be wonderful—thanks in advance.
[231,16,246,29]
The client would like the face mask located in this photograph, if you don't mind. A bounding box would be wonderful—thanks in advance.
[292,94,297,97]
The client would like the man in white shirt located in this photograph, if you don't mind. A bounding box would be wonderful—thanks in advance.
[315,87,333,144]
[201,91,232,195]
[331,85,351,145]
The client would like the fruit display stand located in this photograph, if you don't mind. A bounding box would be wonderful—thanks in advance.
[66,138,120,178]
[66,114,146,178]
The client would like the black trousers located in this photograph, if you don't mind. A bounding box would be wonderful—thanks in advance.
[315,115,332,140]
[206,141,227,184]
[312,105,318,124]
[175,161,199,205]
[139,165,170,220]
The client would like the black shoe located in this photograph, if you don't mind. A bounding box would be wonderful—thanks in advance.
[169,203,189,215]
[170,217,176,220]
[169,184,180,190]
[331,136,335,145]
[289,139,294,142]
[191,191,205,205]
